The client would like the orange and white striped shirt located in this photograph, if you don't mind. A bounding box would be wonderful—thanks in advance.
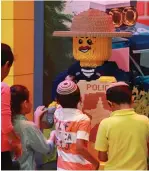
[54,108,93,170]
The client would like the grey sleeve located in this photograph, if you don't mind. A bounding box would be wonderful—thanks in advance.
[26,124,54,155]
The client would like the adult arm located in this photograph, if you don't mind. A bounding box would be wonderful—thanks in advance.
[1,83,22,158]
[1,84,20,142]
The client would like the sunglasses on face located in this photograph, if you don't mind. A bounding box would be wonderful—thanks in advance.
[107,6,138,28]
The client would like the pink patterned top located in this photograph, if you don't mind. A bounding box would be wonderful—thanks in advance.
[1,82,13,151]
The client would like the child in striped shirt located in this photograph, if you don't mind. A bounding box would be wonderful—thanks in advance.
[54,80,99,170]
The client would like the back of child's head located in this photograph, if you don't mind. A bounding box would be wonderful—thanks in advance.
[1,43,14,67]
[56,80,81,108]
[10,85,29,115]
[106,82,132,105]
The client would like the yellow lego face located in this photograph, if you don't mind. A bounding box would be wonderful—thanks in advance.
[73,37,112,67]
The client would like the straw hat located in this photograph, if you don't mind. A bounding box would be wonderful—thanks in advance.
[53,9,132,37]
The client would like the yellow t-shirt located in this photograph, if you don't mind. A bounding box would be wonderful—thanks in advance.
[95,109,149,170]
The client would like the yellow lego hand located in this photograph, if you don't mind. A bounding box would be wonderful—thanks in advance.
[99,161,105,170]
[98,76,117,83]
[48,101,58,108]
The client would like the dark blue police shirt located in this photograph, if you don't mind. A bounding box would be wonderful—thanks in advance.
[52,61,131,100]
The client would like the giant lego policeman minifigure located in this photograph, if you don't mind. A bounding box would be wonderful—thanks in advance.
[51,9,132,100]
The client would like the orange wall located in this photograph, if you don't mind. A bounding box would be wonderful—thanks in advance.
[13,1,34,120]
[1,1,34,120]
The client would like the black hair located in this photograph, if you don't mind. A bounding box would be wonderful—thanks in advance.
[10,85,29,115]
[56,87,81,108]
[1,43,14,67]
[106,85,132,105]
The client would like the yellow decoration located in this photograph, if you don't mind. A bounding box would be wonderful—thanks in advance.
[108,8,123,28]
[108,6,138,28]
[73,37,112,67]
[122,7,138,26]
[98,76,117,83]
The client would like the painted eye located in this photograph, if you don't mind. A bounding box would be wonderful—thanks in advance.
[87,39,93,45]
[78,39,83,44]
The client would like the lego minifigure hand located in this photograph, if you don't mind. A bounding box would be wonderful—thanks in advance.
[48,101,57,108]
[98,76,117,83]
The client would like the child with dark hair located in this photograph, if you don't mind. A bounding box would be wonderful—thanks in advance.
[55,80,99,170]
[95,82,149,170]
[10,85,55,170]
[56,83,81,109]
[1,43,22,170]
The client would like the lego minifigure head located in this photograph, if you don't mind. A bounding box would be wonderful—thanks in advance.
[53,9,131,68]
[73,37,112,67]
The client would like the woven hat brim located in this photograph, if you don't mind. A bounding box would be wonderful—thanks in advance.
[53,31,132,37]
